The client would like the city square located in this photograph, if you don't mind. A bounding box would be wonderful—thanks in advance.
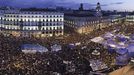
[1,0,134,75]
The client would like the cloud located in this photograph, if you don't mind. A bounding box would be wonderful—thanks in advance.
[96,2,124,7]
[110,2,124,5]
[0,0,75,8]
[0,0,13,6]
[0,0,124,10]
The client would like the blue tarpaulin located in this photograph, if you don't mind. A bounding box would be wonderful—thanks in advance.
[21,44,48,53]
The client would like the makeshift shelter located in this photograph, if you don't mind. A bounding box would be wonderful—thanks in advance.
[21,44,48,53]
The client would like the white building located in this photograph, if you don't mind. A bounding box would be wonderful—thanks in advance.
[0,9,64,37]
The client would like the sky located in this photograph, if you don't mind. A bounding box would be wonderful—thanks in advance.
[1,0,134,11]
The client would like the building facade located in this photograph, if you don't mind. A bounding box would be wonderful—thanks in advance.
[64,14,112,34]
[64,3,123,34]
[64,3,115,34]
[0,10,64,37]
[126,15,134,24]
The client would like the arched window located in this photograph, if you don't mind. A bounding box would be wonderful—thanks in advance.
[57,19,59,22]
[46,23,48,26]
[46,19,48,22]
[42,28,45,30]
[46,27,48,30]
[50,19,52,22]
[53,19,55,22]
[50,23,52,26]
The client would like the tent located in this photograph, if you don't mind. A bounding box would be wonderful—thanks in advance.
[91,50,100,55]
[116,54,129,65]
[51,44,62,52]
[115,48,129,65]
[21,44,48,53]
[68,43,75,49]
[126,43,134,57]
[107,46,115,54]
[103,32,114,39]
[91,37,104,43]
[116,48,128,55]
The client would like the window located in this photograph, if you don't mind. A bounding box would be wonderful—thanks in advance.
[60,27,62,29]
[46,19,48,22]
[50,23,52,26]
[42,32,45,34]
[43,23,45,26]
[46,31,48,34]
[46,27,48,30]
[46,23,48,26]
[53,19,55,22]
[50,27,52,30]
[50,31,52,33]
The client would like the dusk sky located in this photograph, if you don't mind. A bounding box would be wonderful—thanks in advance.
[1,0,134,11]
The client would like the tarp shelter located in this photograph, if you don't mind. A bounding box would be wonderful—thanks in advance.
[21,44,48,53]
[68,43,75,49]
[116,53,129,65]
[91,37,104,43]
[92,50,100,56]
[115,48,129,65]
[107,46,115,54]
[103,32,114,39]
[126,43,134,57]
[90,60,108,71]
[51,44,62,52]
[116,48,128,55]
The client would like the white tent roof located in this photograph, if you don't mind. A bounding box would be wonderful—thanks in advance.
[51,44,62,52]
[21,44,48,53]
[91,37,104,43]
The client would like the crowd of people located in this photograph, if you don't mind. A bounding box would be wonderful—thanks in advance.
[0,23,134,75]
[0,34,93,75]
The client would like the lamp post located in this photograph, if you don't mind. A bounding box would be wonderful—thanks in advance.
[96,2,102,30]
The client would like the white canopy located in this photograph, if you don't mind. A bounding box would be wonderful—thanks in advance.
[21,44,48,54]
[91,37,104,43]
[51,44,62,52]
